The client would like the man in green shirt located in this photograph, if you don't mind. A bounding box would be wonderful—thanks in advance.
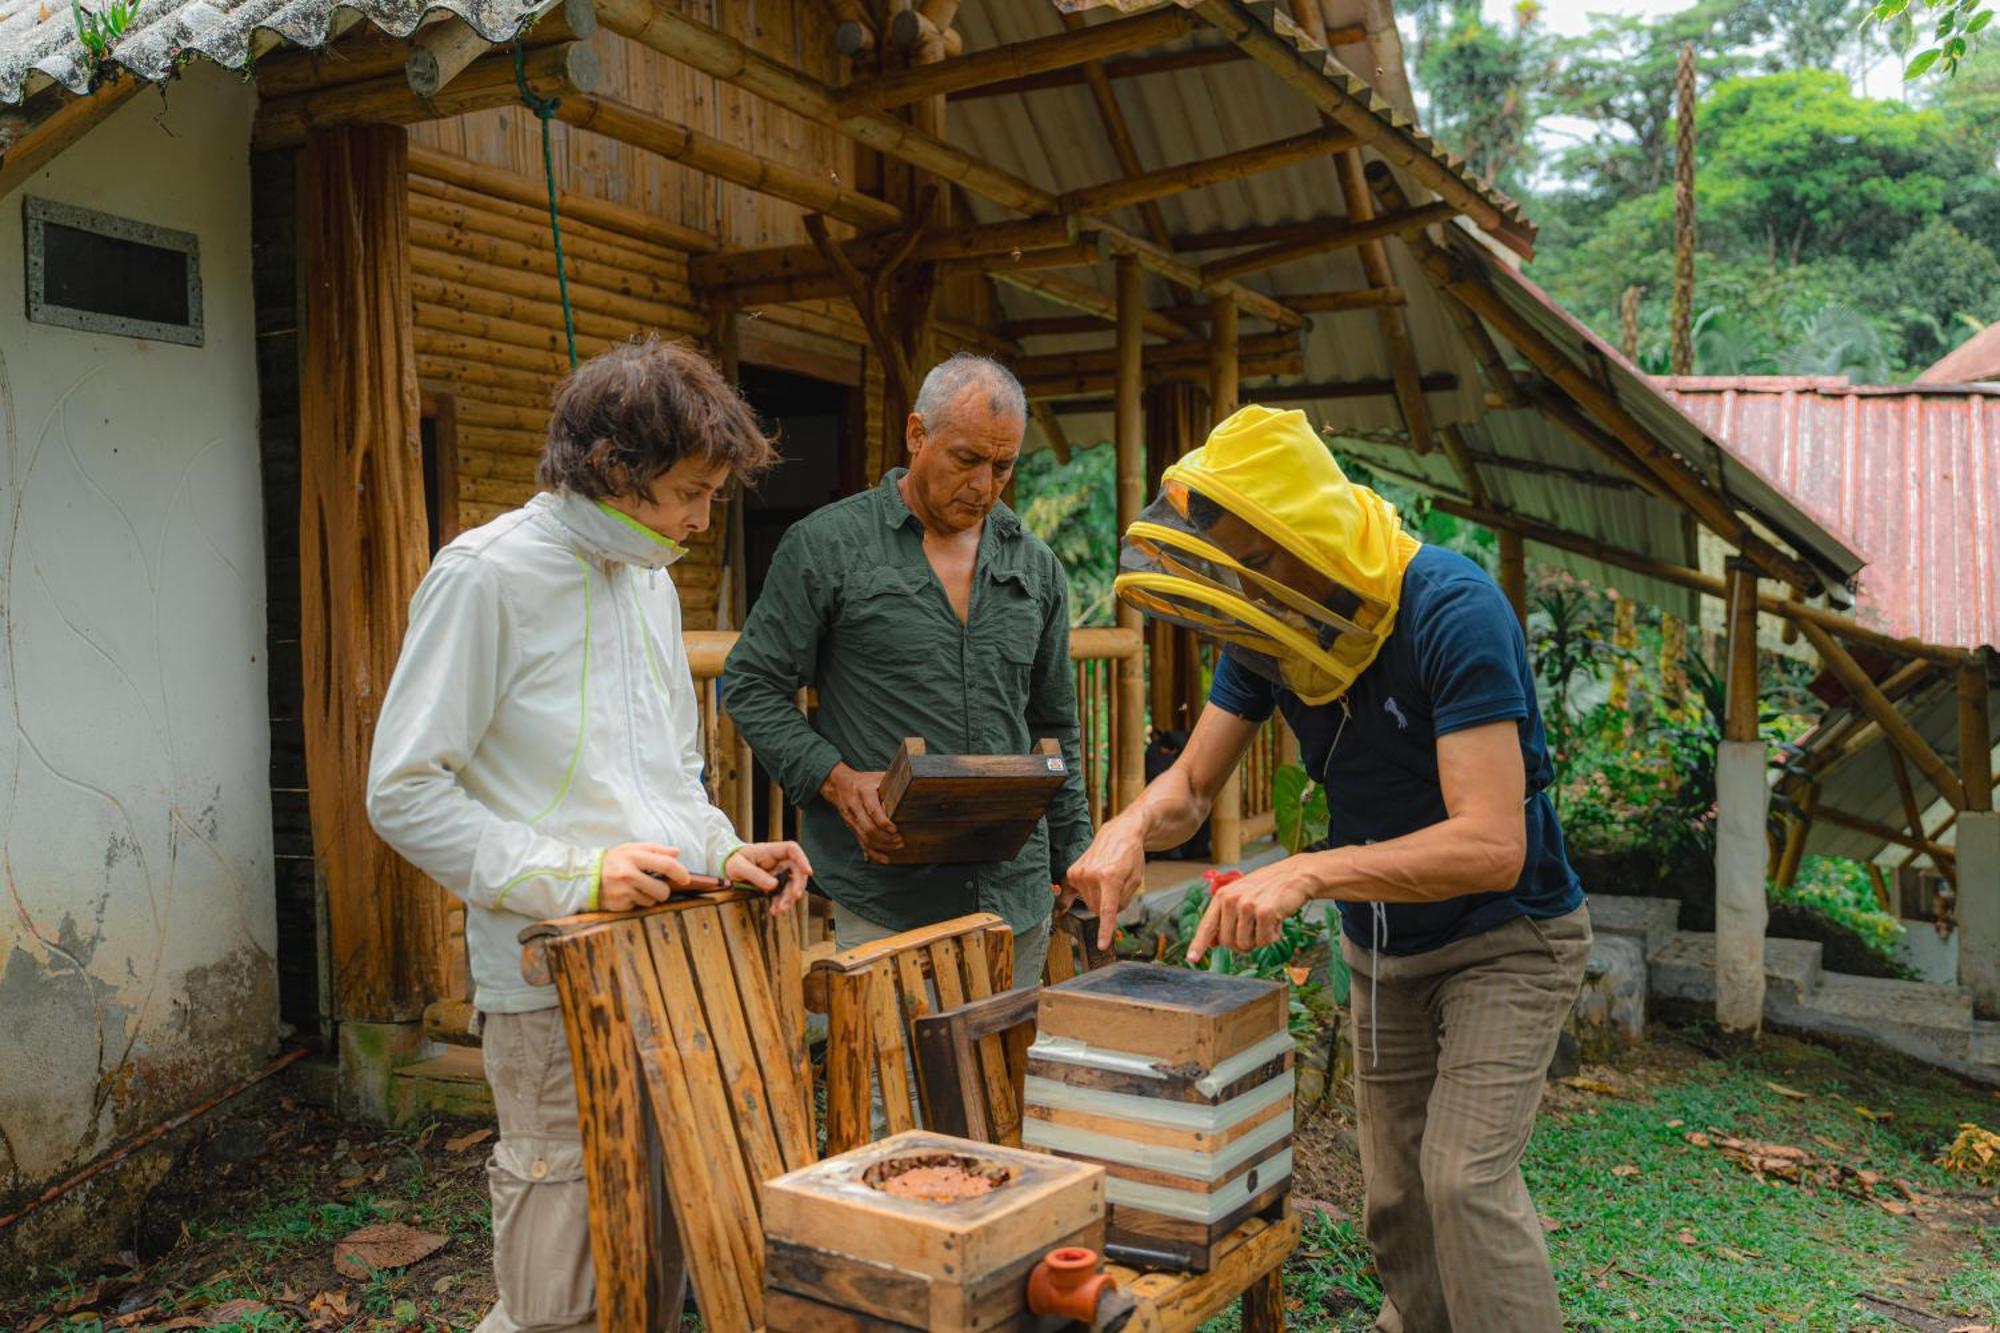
[721,354,1090,986]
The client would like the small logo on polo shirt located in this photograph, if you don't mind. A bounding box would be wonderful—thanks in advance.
[1383,697,1409,731]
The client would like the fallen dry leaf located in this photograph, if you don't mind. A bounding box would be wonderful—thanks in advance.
[1611,1164,1640,1178]
[1686,1131,1712,1147]
[445,1127,493,1153]
[154,1319,206,1330]
[1854,1105,1894,1121]
[1878,1198,1910,1216]
[1765,1081,1811,1100]
[1665,1118,1685,1128]
[333,1222,448,1279]
[204,1299,272,1325]
[1539,1214,1563,1232]
[1676,1230,1697,1245]
[1561,1075,1621,1096]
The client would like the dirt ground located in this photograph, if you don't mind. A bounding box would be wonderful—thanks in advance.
[1,1023,1993,1331]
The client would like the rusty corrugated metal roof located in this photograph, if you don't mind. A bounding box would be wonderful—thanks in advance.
[0,0,539,105]
[1660,377,2000,652]
[1919,324,2000,385]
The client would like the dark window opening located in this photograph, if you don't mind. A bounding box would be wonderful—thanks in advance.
[420,392,461,555]
[24,196,202,345]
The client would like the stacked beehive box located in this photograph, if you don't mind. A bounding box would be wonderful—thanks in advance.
[761,1130,1105,1331]
[1023,963,1294,1271]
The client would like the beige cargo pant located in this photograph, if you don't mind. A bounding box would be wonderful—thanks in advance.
[1342,906,1591,1333]
[474,1007,687,1333]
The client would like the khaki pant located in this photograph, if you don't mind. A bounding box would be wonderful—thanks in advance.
[474,1007,687,1333]
[831,904,1050,991]
[1343,907,1591,1333]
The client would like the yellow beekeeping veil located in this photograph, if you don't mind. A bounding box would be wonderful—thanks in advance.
[1115,404,1421,705]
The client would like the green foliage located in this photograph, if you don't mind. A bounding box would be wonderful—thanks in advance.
[1772,855,1907,955]
[1867,0,1992,79]
[1413,1,1550,194]
[1273,762,1330,856]
[72,0,139,62]
[1014,441,1117,625]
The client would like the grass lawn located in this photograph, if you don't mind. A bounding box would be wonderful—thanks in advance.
[1,1024,1992,1330]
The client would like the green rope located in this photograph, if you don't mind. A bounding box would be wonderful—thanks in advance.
[515,39,577,369]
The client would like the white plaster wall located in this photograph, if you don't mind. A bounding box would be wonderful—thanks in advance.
[0,64,277,1202]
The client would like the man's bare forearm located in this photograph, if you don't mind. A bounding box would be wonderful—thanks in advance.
[1297,810,1526,904]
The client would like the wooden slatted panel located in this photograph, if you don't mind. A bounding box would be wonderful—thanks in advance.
[865,959,918,1134]
[640,913,766,1328]
[824,967,872,1157]
[676,909,788,1190]
[892,948,934,1124]
[719,901,815,1171]
[549,927,659,1331]
[929,936,968,1011]
[958,930,1020,1147]
[763,902,816,1144]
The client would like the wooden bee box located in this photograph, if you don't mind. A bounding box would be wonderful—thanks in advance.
[761,1131,1104,1332]
[877,737,1070,865]
[1027,964,1294,1272]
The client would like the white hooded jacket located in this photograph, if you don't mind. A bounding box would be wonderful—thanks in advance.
[367,490,743,1013]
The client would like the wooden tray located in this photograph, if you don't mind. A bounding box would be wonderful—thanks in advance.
[877,737,1069,865]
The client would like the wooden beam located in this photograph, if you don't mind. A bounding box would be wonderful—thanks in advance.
[1199,201,1458,284]
[991,269,1190,340]
[1014,330,1297,381]
[1888,746,1929,856]
[1437,424,1490,508]
[256,41,598,148]
[1723,559,1760,742]
[1191,0,1523,254]
[1210,294,1240,418]
[1796,618,1968,811]
[1244,372,1455,402]
[1818,803,1956,865]
[953,41,1252,98]
[556,93,902,230]
[936,238,1106,281]
[1060,124,1356,214]
[1098,226,1302,328]
[803,213,914,404]
[408,144,717,252]
[0,82,149,200]
[1288,285,1407,313]
[1774,784,1817,889]
[299,126,449,1022]
[1334,148,1434,455]
[1031,399,1073,464]
[690,215,1073,288]
[406,0,595,97]
[1115,255,1147,812]
[839,8,1196,112]
[1961,652,1995,813]
[1025,352,1302,400]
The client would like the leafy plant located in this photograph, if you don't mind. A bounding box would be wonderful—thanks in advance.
[1273,762,1329,856]
[72,0,139,62]
[1867,0,1991,78]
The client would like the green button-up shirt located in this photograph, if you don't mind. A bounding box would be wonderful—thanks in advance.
[720,469,1092,937]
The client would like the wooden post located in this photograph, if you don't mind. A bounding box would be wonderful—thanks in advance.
[1114,256,1147,814]
[1796,620,1968,812]
[298,126,448,1027]
[1210,294,1244,865]
[1498,529,1527,630]
[1774,784,1816,891]
[1669,43,1697,377]
[1961,653,1994,815]
[1715,558,1766,1034]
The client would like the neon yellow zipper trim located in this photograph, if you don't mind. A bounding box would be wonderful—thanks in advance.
[528,552,592,826]
[495,860,594,912]
[596,500,688,556]
[628,578,669,696]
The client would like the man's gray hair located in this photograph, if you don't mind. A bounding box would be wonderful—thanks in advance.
[913,352,1027,432]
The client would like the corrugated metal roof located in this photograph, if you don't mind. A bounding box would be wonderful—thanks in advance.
[1660,378,2000,652]
[1919,324,2000,385]
[0,0,538,104]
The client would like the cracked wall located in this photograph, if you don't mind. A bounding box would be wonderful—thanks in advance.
[0,64,279,1255]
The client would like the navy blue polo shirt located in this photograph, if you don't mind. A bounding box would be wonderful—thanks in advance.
[1209,544,1582,955]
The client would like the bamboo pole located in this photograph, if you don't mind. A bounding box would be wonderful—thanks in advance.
[1115,256,1148,814]
[410,218,689,305]
[1437,424,1490,509]
[256,42,598,148]
[1060,124,1356,214]
[990,270,1190,340]
[1961,653,1995,813]
[258,23,446,97]
[1774,784,1817,890]
[405,0,595,97]
[408,144,717,252]
[556,93,902,230]
[1333,149,1435,455]
[1723,560,1760,742]
[1201,201,1456,285]
[1818,804,1957,865]
[951,42,1249,99]
[1025,353,1302,400]
[1797,618,1968,811]
[1013,330,1296,381]
[1888,747,1928,855]
[803,213,914,404]
[410,248,702,334]
[1098,228,1303,328]
[1498,530,1527,630]
[1248,372,1455,403]
[408,179,690,268]
[839,7,1195,111]
[688,216,1075,289]
[1288,286,1408,313]
[1210,292,1244,864]
[0,84,148,200]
